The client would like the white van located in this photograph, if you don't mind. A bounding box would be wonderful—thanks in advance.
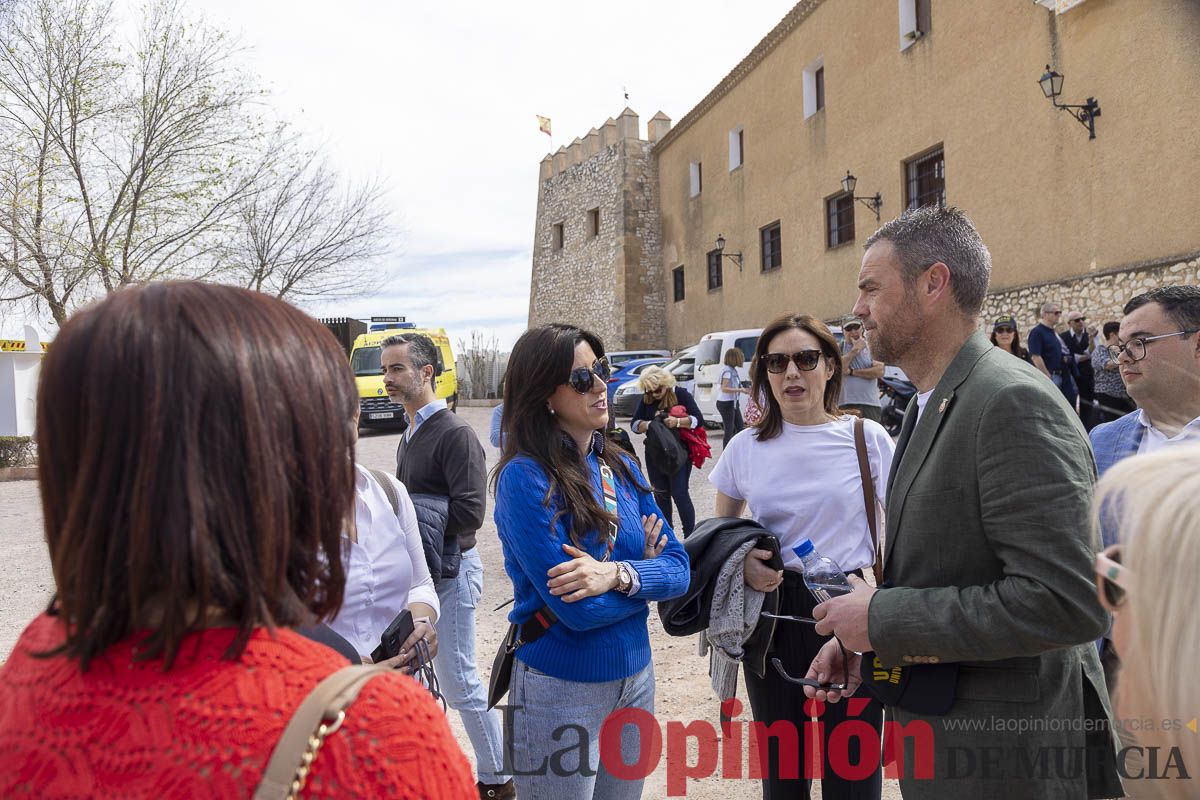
[690,328,762,424]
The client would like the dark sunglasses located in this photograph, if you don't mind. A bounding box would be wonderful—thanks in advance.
[994,326,1016,334]
[567,358,610,394]
[762,350,823,374]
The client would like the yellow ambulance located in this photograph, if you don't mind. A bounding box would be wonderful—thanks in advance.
[349,319,458,429]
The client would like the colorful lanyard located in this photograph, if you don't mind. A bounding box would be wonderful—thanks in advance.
[599,463,619,561]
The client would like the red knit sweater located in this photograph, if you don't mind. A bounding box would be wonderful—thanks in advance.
[0,614,475,798]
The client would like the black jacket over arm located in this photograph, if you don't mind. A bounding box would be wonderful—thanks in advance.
[395,408,486,552]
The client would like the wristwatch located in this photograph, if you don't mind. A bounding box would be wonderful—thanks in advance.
[615,562,633,594]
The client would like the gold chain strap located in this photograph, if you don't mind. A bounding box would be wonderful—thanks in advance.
[285,709,347,800]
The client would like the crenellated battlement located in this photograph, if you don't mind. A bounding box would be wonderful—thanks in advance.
[539,108,673,182]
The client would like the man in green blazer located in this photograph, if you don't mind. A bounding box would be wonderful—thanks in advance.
[809,206,1123,799]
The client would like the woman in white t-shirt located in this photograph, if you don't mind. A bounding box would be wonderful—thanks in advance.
[710,313,893,800]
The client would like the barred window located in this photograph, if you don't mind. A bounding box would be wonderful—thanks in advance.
[760,222,782,271]
[707,249,722,291]
[906,148,945,210]
[827,194,855,248]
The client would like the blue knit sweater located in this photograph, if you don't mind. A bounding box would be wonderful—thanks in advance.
[494,452,690,682]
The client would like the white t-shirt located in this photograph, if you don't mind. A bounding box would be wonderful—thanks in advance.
[914,388,935,423]
[328,465,440,657]
[710,416,895,572]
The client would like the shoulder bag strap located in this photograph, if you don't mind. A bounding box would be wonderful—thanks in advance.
[853,417,884,586]
[367,468,401,518]
[254,664,391,800]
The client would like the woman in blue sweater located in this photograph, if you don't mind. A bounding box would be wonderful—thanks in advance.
[493,323,690,800]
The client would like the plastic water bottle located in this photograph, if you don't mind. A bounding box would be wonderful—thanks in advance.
[792,539,853,602]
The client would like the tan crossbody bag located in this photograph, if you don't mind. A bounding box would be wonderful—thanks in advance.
[253,664,391,800]
[852,416,885,586]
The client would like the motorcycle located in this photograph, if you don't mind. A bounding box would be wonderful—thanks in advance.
[878,374,917,437]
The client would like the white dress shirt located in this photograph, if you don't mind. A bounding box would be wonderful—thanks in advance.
[327,464,440,657]
[1135,409,1200,456]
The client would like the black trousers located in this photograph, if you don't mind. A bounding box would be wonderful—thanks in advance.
[716,399,743,444]
[647,459,695,537]
[744,571,883,800]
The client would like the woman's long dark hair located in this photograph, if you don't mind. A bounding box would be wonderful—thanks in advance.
[493,324,643,548]
[750,314,844,442]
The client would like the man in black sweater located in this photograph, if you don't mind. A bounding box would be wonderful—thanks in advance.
[383,333,511,800]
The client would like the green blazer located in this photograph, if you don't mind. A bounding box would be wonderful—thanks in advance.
[868,332,1123,799]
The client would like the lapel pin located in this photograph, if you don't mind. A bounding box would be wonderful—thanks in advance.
[938,397,950,414]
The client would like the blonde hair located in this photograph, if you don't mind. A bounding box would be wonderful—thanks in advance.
[1094,443,1200,786]
[637,365,677,409]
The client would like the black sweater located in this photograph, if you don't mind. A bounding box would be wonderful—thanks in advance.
[395,408,486,552]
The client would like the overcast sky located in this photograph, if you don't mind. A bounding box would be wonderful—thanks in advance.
[2,1,798,347]
[202,0,808,350]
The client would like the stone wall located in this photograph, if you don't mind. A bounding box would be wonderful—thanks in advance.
[528,109,669,351]
[980,254,1200,333]
[529,142,627,348]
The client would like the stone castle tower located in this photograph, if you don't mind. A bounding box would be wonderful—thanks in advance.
[528,108,671,350]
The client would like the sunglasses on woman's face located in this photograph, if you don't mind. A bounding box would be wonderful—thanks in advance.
[1095,544,1129,611]
[567,358,611,394]
[762,350,823,374]
[995,327,1016,334]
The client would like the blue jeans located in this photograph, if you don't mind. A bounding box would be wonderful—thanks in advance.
[433,547,506,784]
[507,660,655,800]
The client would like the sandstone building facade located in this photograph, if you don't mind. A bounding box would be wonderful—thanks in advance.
[530,0,1200,349]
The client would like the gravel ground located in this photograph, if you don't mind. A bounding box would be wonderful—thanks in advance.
[0,406,901,799]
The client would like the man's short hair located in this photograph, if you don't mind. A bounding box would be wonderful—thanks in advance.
[382,333,439,376]
[1123,286,1200,333]
[1040,301,1060,315]
[1102,321,1121,339]
[864,206,991,316]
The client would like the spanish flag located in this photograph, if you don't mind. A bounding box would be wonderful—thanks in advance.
[536,115,552,138]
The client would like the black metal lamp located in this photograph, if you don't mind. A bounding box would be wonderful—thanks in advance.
[715,234,742,271]
[840,171,882,222]
[1038,65,1100,140]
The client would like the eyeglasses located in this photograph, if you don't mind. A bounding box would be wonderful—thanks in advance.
[762,350,823,374]
[1105,330,1198,362]
[1095,544,1129,611]
[994,327,1016,334]
[567,358,610,394]
[1048,310,1063,315]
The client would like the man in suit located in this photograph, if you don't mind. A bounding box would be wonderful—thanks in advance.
[807,206,1122,799]
[1062,310,1097,430]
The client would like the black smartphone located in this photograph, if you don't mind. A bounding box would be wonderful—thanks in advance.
[370,609,415,664]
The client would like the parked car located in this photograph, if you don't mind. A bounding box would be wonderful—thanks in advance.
[607,349,671,368]
[611,349,696,418]
[606,357,669,406]
[610,379,644,418]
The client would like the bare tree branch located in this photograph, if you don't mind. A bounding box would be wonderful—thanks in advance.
[225,136,393,300]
